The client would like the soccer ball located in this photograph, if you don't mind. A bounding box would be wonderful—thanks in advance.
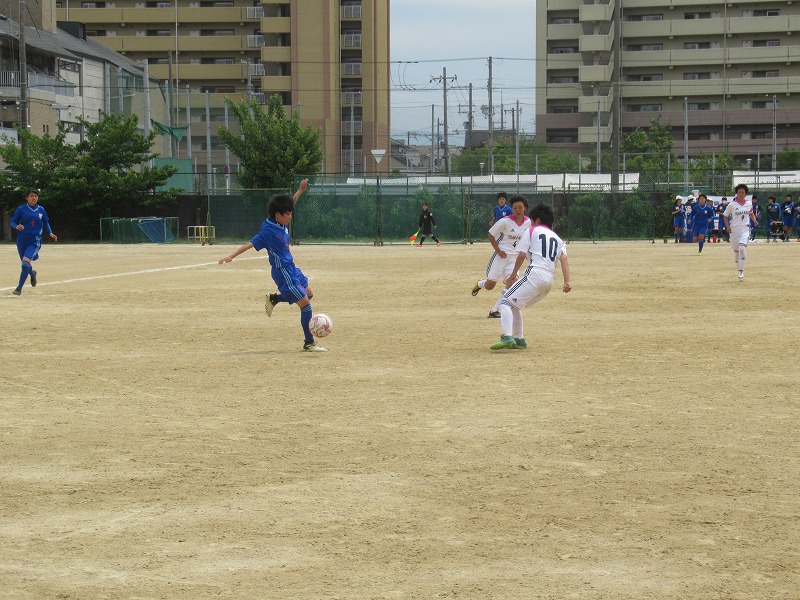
[309,313,333,338]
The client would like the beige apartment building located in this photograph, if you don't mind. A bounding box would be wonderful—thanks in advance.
[536,0,800,162]
[56,0,390,176]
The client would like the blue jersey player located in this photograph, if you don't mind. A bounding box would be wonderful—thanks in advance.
[218,179,327,352]
[10,188,57,296]
[692,194,715,254]
[489,192,512,226]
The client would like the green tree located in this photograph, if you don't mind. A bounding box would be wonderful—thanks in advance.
[218,95,323,189]
[689,151,735,192]
[567,191,611,239]
[777,146,800,170]
[0,115,178,235]
[451,137,580,175]
[620,118,680,187]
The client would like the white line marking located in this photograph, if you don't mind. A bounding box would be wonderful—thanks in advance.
[1,255,265,292]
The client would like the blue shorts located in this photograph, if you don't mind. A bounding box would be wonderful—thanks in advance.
[272,265,309,304]
[693,224,709,237]
[673,217,685,228]
[16,236,41,262]
[784,215,793,226]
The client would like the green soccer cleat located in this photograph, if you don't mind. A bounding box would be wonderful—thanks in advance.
[514,338,527,349]
[265,293,278,317]
[490,335,517,350]
[30,270,37,287]
[471,282,480,296]
[303,342,328,352]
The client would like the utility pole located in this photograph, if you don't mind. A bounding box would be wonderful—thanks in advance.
[431,104,435,173]
[515,100,521,174]
[18,0,28,143]
[457,83,473,148]
[431,67,456,174]
[488,56,494,174]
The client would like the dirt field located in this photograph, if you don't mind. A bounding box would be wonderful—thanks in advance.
[2,239,799,599]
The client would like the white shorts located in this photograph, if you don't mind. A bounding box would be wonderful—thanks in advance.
[731,227,750,246]
[501,274,553,309]
[485,252,517,283]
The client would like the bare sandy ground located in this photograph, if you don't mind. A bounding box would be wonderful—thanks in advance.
[1,239,799,599]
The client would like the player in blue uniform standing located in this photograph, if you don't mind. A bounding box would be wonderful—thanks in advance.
[692,194,715,254]
[489,192,512,227]
[781,194,794,242]
[10,188,57,296]
[671,195,685,243]
[218,179,327,352]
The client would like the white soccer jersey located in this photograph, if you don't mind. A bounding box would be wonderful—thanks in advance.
[724,199,753,232]
[517,224,567,285]
[488,215,532,254]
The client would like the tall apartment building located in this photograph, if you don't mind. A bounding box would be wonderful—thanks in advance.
[56,0,390,176]
[536,1,800,162]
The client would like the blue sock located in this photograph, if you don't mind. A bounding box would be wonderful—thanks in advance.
[300,304,313,343]
[17,262,31,289]
[699,240,704,252]
[674,233,680,242]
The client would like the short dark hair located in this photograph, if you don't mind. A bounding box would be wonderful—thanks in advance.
[268,194,294,219]
[497,191,507,200]
[735,183,749,194]
[509,194,528,209]
[25,187,39,196]
[529,203,554,228]
[769,195,776,201]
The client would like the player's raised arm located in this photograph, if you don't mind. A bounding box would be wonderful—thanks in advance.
[292,178,309,204]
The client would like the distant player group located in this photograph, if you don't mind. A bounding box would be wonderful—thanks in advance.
[672,183,766,281]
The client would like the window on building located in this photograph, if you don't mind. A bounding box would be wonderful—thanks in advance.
[688,133,711,141]
[86,30,106,36]
[752,100,777,109]
[547,133,578,144]
[684,73,711,80]
[628,14,663,21]
[551,47,579,54]
[201,57,236,64]
[551,17,577,24]
[201,29,235,36]
[687,103,711,110]
[625,104,662,112]
[627,44,663,51]
[754,10,780,16]
[147,30,172,36]
[753,40,780,47]
[684,42,711,50]
[685,12,711,19]
[754,70,779,78]
[626,74,663,81]
[751,131,775,139]
[551,106,578,114]
[550,76,577,84]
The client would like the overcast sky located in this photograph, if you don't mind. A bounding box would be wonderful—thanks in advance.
[389,0,536,145]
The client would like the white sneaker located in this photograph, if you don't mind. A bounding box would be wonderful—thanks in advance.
[738,271,744,281]
[303,342,328,352]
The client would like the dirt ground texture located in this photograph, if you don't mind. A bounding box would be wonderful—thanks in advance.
[1,239,799,599]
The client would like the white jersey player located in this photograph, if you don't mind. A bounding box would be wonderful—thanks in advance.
[723,183,757,282]
[490,203,571,350]
[471,195,531,318]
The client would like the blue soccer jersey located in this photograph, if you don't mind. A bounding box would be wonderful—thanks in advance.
[250,218,293,269]
[692,203,714,231]
[494,204,512,222]
[11,203,52,239]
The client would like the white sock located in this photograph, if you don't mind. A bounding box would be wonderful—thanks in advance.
[499,302,514,336]
[733,248,740,268]
[739,244,747,270]
[512,306,523,339]
[478,279,487,289]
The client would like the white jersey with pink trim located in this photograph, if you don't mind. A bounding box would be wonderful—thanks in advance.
[516,224,567,285]
[488,215,532,254]
[723,199,753,232]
